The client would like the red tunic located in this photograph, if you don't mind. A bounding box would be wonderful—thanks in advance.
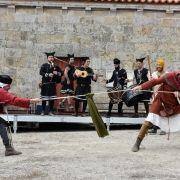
[141,72,180,116]
[0,88,30,114]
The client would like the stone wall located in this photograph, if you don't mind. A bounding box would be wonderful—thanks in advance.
[0,1,179,107]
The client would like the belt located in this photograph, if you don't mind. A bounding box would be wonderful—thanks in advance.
[78,84,90,87]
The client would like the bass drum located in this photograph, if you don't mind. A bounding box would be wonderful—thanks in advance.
[107,86,123,104]
[122,85,151,107]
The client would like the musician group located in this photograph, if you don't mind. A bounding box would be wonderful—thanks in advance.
[39,52,97,117]
[0,51,179,156]
[39,52,154,117]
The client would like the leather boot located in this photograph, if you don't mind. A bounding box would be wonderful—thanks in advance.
[131,137,142,152]
[131,121,152,152]
[5,146,22,156]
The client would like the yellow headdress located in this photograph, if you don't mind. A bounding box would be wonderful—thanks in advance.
[156,58,165,68]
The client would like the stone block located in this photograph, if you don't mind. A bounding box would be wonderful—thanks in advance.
[15,13,36,23]
[0,31,5,40]
[36,6,43,14]
[20,31,28,41]
[7,5,15,14]
[5,41,19,48]
[5,31,21,41]
[17,22,34,31]
[5,48,22,58]
[6,57,16,66]
[61,7,68,15]
[0,23,7,31]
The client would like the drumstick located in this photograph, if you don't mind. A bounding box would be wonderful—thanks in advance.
[147,55,152,77]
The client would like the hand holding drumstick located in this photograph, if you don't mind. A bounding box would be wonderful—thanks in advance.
[132,85,142,92]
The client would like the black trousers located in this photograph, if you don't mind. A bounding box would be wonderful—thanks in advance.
[42,100,54,112]
[0,121,10,147]
[134,101,149,114]
[75,85,91,114]
[107,101,123,115]
[75,99,87,114]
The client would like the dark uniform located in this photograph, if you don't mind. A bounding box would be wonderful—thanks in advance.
[134,68,149,85]
[40,56,62,114]
[133,58,150,116]
[74,66,96,116]
[106,59,127,117]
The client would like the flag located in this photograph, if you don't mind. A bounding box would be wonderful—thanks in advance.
[86,93,109,137]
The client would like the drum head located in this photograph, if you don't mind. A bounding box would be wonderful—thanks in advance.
[107,87,123,104]
[122,89,144,107]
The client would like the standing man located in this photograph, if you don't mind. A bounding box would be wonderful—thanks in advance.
[133,57,150,117]
[61,54,76,110]
[74,58,97,117]
[0,75,39,156]
[148,58,166,135]
[106,58,127,117]
[40,52,62,115]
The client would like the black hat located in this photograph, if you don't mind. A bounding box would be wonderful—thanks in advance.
[81,57,90,62]
[67,54,74,59]
[136,57,146,63]
[45,52,55,58]
[113,58,120,64]
[0,75,12,84]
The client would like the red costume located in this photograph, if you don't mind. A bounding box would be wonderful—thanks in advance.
[141,71,180,117]
[0,74,31,156]
[132,71,180,152]
[0,88,30,113]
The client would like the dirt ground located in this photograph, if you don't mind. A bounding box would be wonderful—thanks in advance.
[1,130,180,180]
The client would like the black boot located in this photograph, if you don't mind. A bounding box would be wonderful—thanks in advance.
[106,102,113,118]
[131,137,142,152]
[5,146,22,156]
[106,112,111,118]
[132,113,139,118]
[118,102,123,116]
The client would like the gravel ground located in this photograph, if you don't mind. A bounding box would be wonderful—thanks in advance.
[0,130,180,180]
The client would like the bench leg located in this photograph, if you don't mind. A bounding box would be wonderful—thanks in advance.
[13,115,18,134]
[106,117,111,132]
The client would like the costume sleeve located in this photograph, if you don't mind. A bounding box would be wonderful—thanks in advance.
[0,90,30,108]
[73,67,80,79]
[123,69,127,86]
[133,70,137,84]
[53,66,62,83]
[108,71,115,83]
[141,69,149,83]
[40,64,47,77]
[90,69,96,82]
[141,76,165,90]
[54,66,62,77]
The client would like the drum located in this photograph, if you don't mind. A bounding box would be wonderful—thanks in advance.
[122,85,151,107]
[107,86,123,104]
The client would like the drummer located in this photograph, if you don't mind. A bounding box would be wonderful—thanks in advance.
[133,57,150,117]
[106,58,127,117]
